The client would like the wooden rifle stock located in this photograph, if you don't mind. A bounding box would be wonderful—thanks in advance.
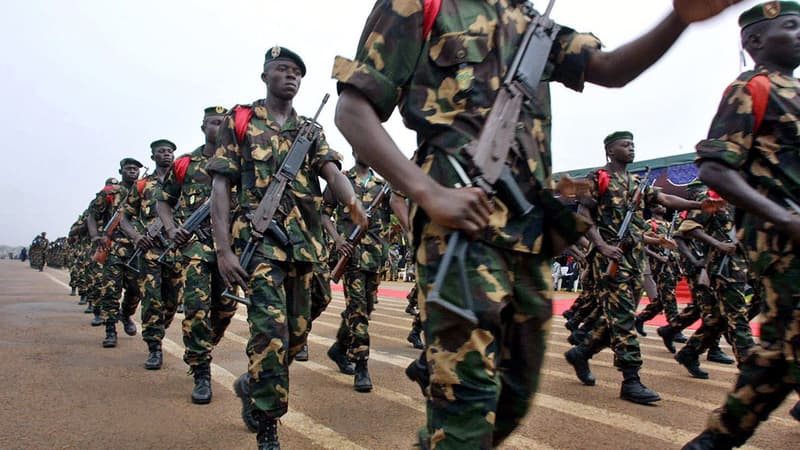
[92,210,122,264]
[330,183,391,283]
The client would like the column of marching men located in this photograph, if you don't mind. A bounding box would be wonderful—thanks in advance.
[25,2,800,449]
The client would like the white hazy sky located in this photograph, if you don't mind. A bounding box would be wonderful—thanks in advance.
[0,0,757,246]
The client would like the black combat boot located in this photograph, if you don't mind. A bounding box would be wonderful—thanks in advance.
[405,355,429,397]
[326,342,355,375]
[619,367,660,404]
[191,363,212,404]
[354,359,373,393]
[682,430,735,450]
[564,347,596,386]
[78,295,87,305]
[233,373,259,432]
[176,303,184,314]
[70,287,76,296]
[405,303,417,315]
[144,341,162,370]
[85,301,94,313]
[91,308,104,326]
[657,325,677,353]
[673,331,688,343]
[256,418,280,450]
[634,315,647,336]
[102,320,117,348]
[295,343,309,362]
[118,312,137,336]
[567,328,587,346]
[706,345,734,365]
[791,400,800,421]
[675,347,709,379]
[407,328,424,350]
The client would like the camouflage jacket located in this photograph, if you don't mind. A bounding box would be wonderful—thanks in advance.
[332,0,601,255]
[323,167,392,272]
[696,66,800,270]
[207,100,340,263]
[88,183,132,245]
[124,173,162,237]
[158,146,215,260]
[586,168,659,275]
[678,192,746,283]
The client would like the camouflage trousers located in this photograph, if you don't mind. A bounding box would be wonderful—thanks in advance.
[417,238,551,449]
[581,268,644,369]
[667,275,708,331]
[98,244,142,321]
[181,257,237,367]
[29,251,45,270]
[702,251,800,446]
[309,263,332,324]
[84,256,105,304]
[682,275,754,363]
[244,258,312,419]
[139,250,183,345]
[565,283,598,327]
[336,269,379,362]
[638,264,679,323]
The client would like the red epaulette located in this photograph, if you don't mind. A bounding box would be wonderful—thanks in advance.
[597,169,610,196]
[173,155,191,185]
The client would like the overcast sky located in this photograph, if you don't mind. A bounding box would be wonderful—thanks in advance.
[0,0,756,246]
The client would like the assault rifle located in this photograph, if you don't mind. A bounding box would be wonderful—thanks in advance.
[606,167,652,277]
[714,227,737,279]
[157,199,212,266]
[662,211,679,257]
[331,183,392,283]
[222,94,329,306]
[426,1,559,325]
[125,217,169,273]
[92,210,122,264]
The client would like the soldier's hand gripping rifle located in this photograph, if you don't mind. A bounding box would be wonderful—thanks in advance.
[156,199,212,266]
[426,0,559,325]
[222,94,329,306]
[606,167,651,277]
[91,209,122,264]
[714,227,738,279]
[125,217,169,273]
[331,183,392,283]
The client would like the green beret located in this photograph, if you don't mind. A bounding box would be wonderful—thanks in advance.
[739,1,800,29]
[150,139,176,150]
[204,106,228,116]
[105,177,119,185]
[264,45,306,76]
[119,157,143,168]
[604,131,634,146]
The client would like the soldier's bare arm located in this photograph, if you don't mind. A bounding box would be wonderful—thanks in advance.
[210,174,248,291]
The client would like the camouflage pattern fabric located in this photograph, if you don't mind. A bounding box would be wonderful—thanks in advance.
[45,237,69,269]
[325,168,393,362]
[28,235,48,270]
[579,169,659,369]
[693,66,800,445]
[158,146,237,368]
[677,197,753,362]
[332,1,600,446]
[126,173,184,344]
[638,218,679,322]
[310,262,332,323]
[207,101,340,419]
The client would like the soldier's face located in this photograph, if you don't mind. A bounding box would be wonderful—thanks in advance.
[607,139,635,163]
[202,115,224,143]
[263,60,302,100]
[760,14,800,69]
[120,164,140,183]
[151,146,175,168]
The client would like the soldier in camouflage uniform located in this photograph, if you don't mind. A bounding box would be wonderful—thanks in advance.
[322,158,409,392]
[564,131,711,404]
[157,107,237,404]
[332,0,738,446]
[635,205,681,334]
[88,158,143,348]
[28,232,48,271]
[684,3,800,447]
[68,213,89,300]
[121,139,182,371]
[671,186,754,379]
[208,47,366,449]
[82,178,120,319]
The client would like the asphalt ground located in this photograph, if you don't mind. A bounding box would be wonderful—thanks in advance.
[0,260,796,449]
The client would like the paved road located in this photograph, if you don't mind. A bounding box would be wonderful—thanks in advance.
[0,260,796,449]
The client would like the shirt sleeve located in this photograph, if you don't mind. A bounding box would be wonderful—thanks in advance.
[158,167,181,206]
[308,129,343,175]
[549,26,602,92]
[695,80,756,169]
[206,114,242,180]
[123,184,140,218]
[332,0,426,122]
[87,191,106,220]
